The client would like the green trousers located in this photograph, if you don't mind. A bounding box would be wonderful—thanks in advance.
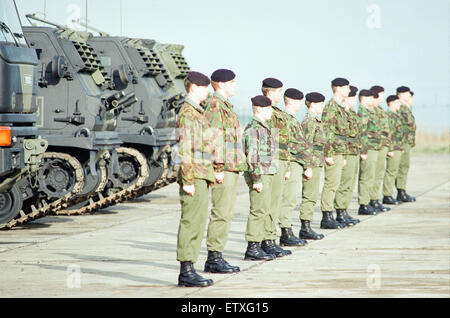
[334,154,359,210]
[382,150,402,197]
[371,146,388,200]
[244,173,274,242]
[279,161,303,228]
[321,154,344,212]
[266,160,288,240]
[206,171,239,252]
[396,144,411,190]
[177,178,210,263]
[299,167,322,221]
[358,149,379,205]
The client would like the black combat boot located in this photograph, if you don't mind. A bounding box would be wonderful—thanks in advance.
[261,240,290,257]
[358,204,377,215]
[397,189,416,202]
[320,211,342,229]
[343,210,360,225]
[178,261,213,287]
[383,195,402,205]
[370,200,391,212]
[336,209,352,227]
[204,251,240,274]
[299,220,324,240]
[280,227,307,246]
[244,242,275,261]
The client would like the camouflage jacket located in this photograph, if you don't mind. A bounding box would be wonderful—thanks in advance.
[387,109,406,151]
[271,105,291,165]
[358,105,382,153]
[375,106,391,149]
[322,98,350,157]
[204,92,248,173]
[398,104,416,147]
[301,111,326,168]
[286,111,313,168]
[176,98,215,186]
[345,108,363,155]
[244,116,279,182]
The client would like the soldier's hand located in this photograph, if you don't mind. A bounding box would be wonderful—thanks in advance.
[343,159,347,167]
[387,151,394,158]
[284,171,290,180]
[360,154,368,161]
[325,157,334,166]
[304,168,313,180]
[215,171,224,184]
[182,184,195,196]
[253,183,263,193]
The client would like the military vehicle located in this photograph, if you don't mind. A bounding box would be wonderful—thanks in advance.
[20,14,145,216]
[0,0,48,228]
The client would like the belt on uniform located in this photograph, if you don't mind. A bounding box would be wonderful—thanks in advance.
[347,136,358,142]
[313,145,324,151]
[193,151,213,161]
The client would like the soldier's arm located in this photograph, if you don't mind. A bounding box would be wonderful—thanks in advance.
[321,106,337,158]
[177,115,196,186]
[244,128,262,183]
[204,101,225,173]
[358,111,370,155]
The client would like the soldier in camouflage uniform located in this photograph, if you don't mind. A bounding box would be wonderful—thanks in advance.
[382,95,407,204]
[357,89,382,215]
[321,77,351,229]
[334,85,361,226]
[369,85,392,213]
[395,86,416,202]
[279,88,313,246]
[176,71,215,287]
[243,95,279,261]
[299,92,326,240]
[260,78,292,257]
[203,69,247,274]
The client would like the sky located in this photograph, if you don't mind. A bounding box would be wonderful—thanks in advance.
[15,0,450,132]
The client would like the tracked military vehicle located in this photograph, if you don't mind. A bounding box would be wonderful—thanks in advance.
[0,0,51,229]
[20,15,144,216]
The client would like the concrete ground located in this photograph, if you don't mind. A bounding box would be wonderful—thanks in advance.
[0,154,449,298]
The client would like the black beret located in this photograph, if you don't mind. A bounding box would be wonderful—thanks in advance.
[251,95,272,107]
[331,77,350,87]
[348,85,358,97]
[370,85,385,93]
[305,92,325,103]
[211,69,236,82]
[262,77,283,88]
[371,90,379,99]
[359,89,374,97]
[284,88,304,100]
[386,95,399,103]
[396,86,410,93]
[410,91,414,96]
[186,71,210,86]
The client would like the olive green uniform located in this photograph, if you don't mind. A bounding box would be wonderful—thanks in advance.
[204,92,247,252]
[243,116,278,242]
[371,105,391,201]
[321,98,351,212]
[176,98,216,263]
[335,107,363,210]
[358,105,382,205]
[299,111,326,221]
[396,104,416,190]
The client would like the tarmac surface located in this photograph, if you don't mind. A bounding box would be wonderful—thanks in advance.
[0,154,449,298]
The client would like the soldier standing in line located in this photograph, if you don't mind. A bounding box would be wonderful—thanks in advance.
[298,92,327,240]
[368,85,392,213]
[395,86,416,202]
[357,89,382,215]
[260,78,293,257]
[382,95,406,204]
[334,85,361,226]
[320,77,351,229]
[243,95,279,261]
[279,88,313,246]
[203,69,247,274]
[176,71,215,287]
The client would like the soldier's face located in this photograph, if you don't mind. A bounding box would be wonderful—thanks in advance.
[408,94,415,105]
[255,106,273,121]
[191,84,210,102]
[269,88,283,104]
[223,79,236,97]
[342,85,351,97]
[378,91,386,102]
[346,96,357,108]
